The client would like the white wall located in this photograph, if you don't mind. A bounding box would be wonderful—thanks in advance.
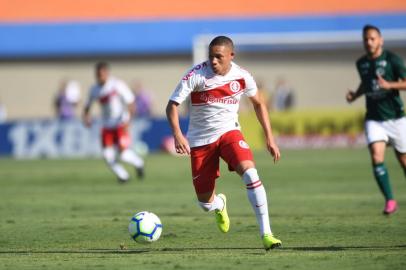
[0,48,405,120]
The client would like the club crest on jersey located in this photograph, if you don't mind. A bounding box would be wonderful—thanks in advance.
[230,81,241,93]
[239,140,249,149]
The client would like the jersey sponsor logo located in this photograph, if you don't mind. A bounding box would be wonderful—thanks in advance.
[182,62,208,81]
[239,140,249,149]
[191,78,246,105]
[196,92,239,105]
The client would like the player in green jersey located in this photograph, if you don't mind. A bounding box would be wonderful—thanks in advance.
[346,25,406,215]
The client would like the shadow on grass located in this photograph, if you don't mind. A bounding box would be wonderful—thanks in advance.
[1,245,406,254]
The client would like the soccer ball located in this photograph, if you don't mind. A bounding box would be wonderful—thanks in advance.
[128,211,162,244]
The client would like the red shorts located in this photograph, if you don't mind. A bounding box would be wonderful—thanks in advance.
[101,125,131,151]
[190,130,254,194]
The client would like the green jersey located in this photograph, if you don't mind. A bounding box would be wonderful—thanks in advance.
[356,50,406,121]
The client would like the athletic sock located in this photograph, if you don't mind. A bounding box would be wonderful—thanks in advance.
[242,168,272,236]
[103,147,129,180]
[198,195,224,212]
[120,149,144,168]
[373,163,394,201]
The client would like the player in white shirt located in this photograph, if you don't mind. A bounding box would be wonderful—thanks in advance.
[166,36,282,250]
[83,62,144,182]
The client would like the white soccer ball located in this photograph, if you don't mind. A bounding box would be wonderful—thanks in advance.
[128,211,162,244]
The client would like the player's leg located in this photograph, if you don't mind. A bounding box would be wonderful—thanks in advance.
[103,147,130,182]
[102,128,130,182]
[392,117,406,178]
[116,126,145,179]
[191,144,229,233]
[237,161,281,249]
[394,151,406,177]
[220,130,280,249]
[365,120,396,214]
[369,142,396,214]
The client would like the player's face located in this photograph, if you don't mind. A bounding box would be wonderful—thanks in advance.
[363,29,383,58]
[209,45,234,76]
[96,68,109,85]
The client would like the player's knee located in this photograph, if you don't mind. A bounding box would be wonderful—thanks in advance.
[371,155,384,164]
[236,161,255,175]
[102,147,116,164]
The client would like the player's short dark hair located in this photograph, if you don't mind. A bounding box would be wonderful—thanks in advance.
[209,36,234,50]
[363,24,381,36]
[95,61,109,71]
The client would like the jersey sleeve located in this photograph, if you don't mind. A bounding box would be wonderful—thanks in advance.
[116,80,135,104]
[243,72,258,97]
[170,70,199,104]
[391,53,406,79]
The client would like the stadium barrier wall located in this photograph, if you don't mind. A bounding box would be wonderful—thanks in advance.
[0,109,366,158]
[239,109,366,149]
[0,118,188,159]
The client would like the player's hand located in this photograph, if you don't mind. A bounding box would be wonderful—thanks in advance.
[174,133,190,155]
[346,90,356,103]
[266,138,281,163]
[377,75,391,90]
[83,115,92,127]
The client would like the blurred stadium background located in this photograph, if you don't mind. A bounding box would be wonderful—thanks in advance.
[0,0,405,158]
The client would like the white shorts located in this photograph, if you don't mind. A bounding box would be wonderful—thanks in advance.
[365,117,406,153]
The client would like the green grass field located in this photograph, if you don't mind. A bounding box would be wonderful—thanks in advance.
[1,149,406,270]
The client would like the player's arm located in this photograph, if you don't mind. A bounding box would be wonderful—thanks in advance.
[378,54,406,91]
[117,80,136,128]
[166,100,190,155]
[249,92,280,163]
[83,87,97,127]
[377,76,406,91]
[346,83,365,103]
[82,102,93,127]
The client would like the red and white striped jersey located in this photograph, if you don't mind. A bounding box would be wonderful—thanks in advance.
[170,61,257,147]
[87,77,134,128]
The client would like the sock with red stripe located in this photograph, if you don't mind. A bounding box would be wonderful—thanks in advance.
[242,168,272,236]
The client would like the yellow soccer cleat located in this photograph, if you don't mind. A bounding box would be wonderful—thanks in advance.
[262,234,282,250]
[214,194,230,233]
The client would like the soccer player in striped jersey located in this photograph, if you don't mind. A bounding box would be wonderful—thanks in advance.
[166,36,282,250]
[83,62,145,183]
[346,25,406,215]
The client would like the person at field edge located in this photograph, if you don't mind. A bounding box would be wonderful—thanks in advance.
[346,25,406,215]
[83,62,145,182]
[166,36,282,250]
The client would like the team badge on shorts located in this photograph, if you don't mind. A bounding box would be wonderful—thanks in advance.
[239,140,250,149]
[230,81,241,93]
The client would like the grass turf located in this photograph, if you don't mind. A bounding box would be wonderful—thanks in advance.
[0,148,405,269]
